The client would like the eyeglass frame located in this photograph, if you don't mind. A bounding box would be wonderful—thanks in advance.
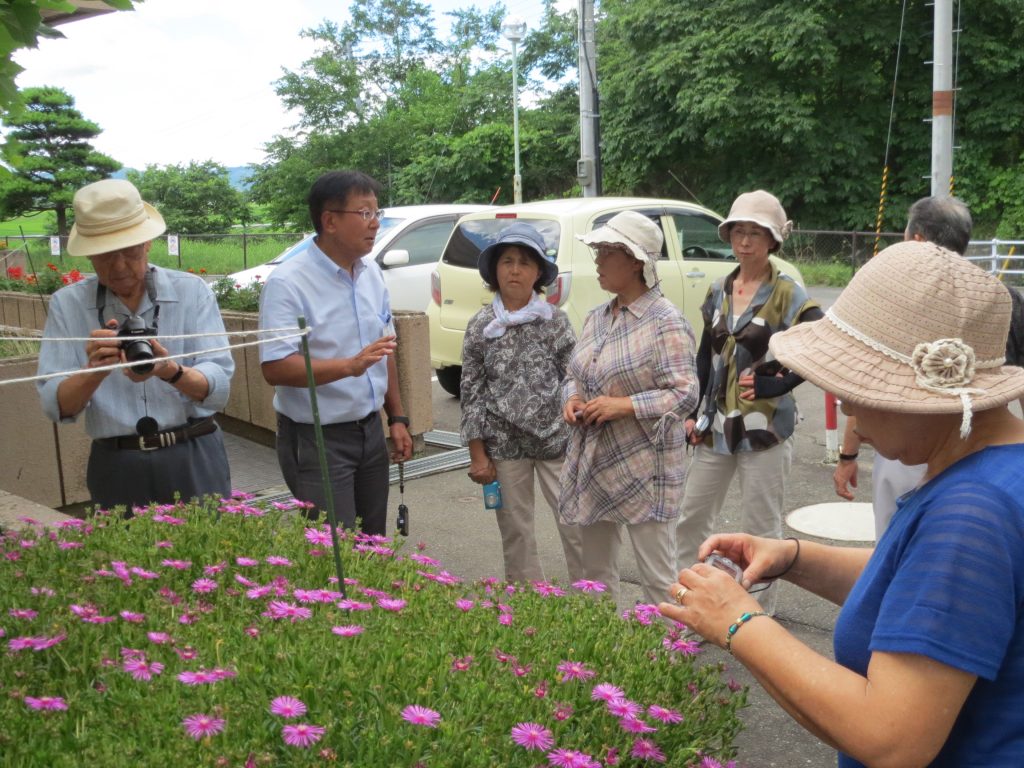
[323,208,386,222]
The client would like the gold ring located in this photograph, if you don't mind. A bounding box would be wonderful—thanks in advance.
[673,586,688,605]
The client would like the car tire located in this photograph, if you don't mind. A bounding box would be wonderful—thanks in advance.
[435,366,462,398]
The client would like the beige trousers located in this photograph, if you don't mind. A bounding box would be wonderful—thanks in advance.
[576,518,677,608]
[493,457,585,584]
[675,439,793,612]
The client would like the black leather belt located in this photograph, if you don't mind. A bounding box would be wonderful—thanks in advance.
[331,412,376,428]
[95,417,217,452]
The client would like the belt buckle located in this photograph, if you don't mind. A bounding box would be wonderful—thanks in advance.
[138,435,160,452]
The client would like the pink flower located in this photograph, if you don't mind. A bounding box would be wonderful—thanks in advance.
[266,555,292,566]
[607,698,642,718]
[120,611,145,623]
[455,598,474,611]
[630,738,666,762]
[546,748,595,767]
[269,696,307,718]
[304,528,332,546]
[154,540,174,548]
[122,658,164,681]
[235,556,259,566]
[161,559,192,570]
[647,705,683,724]
[57,541,83,550]
[450,655,473,672]
[591,683,625,702]
[376,598,406,611]
[401,704,441,727]
[203,561,226,576]
[147,632,172,645]
[282,723,325,748]
[533,582,567,597]
[9,608,38,620]
[264,601,312,622]
[331,625,365,637]
[192,578,218,593]
[557,660,596,682]
[498,613,513,626]
[25,696,67,711]
[571,579,607,593]
[510,722,554,751]
[410,553,441,567]
[337,599,373,611]
[620,716,657,734]
[553,703,574,721]
[182,713,226,740]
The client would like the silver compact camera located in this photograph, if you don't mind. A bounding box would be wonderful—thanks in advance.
[704,553,744,582]
[691,413,711,439]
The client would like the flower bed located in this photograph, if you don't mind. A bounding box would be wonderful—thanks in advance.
[0,497,745,767]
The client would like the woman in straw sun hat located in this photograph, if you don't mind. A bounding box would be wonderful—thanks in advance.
[660,240,1024,767]
[675,190,822,614]
[560,210,698,607]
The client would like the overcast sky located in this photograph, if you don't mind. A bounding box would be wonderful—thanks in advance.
[13,0,556,170]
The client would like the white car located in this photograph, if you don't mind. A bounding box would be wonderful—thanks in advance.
[229,204,487,311]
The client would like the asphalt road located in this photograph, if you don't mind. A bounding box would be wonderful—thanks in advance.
[402,287,848,767]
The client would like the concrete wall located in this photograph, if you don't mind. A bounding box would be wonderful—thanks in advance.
[0,355,91,508]
[0,291,435,507]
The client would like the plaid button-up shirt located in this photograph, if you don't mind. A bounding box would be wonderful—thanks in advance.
[560,289,697,526]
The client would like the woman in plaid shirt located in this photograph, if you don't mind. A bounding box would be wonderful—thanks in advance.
[560,211,698,607]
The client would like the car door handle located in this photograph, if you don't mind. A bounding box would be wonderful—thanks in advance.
[686,271,706,278]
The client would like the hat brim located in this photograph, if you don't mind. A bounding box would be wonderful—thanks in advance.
[478,237,557,287]
[576,225,656,264]
[717,217,783,248]
[67,202,167,257]
[770,317,1024,414]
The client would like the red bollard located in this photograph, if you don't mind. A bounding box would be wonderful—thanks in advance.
[824,392,839,464]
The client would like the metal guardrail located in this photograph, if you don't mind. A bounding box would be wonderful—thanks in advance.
[965,240,1024,279]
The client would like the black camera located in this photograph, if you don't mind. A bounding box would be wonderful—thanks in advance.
[118,316,157,374]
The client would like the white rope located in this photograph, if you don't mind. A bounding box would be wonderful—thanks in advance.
[0,327,305,344]
[0,329,310,387]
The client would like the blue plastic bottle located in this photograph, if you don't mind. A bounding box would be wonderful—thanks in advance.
[482,480,503,510]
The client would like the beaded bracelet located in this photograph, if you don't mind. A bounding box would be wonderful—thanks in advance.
[724,611,769,654]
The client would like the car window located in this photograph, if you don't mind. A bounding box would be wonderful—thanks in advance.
[442,218,561,269]
[592,211,669,259]
[671,212,735,260]
[376,215,406,241]
[381,218,458,268]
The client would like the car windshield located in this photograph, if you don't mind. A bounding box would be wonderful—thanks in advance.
[376,214,406,241]
[442,218,561,269]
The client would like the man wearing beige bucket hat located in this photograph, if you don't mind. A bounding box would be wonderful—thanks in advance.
[36,179,234,510]
[661,240,1024,766]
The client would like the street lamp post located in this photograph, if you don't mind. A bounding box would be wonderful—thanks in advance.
[501,16,527,204]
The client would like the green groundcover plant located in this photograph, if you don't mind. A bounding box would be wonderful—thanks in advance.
[0,495,746,768]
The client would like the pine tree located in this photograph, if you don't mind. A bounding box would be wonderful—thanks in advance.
[0,86,120,237]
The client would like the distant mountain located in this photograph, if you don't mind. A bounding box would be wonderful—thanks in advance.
[112,165,254,191]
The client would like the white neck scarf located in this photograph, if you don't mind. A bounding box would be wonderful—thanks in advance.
[483,292,553,339]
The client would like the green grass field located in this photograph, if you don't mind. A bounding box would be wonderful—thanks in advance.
[0,211,56,236]
[4,232,304,276]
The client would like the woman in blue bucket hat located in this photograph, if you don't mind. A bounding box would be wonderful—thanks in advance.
[459,222,584,583]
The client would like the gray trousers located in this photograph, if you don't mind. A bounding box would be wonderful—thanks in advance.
[87,427,231,511]
[275,412,389,535]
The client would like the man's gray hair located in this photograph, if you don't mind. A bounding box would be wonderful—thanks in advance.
[906,196,972,255]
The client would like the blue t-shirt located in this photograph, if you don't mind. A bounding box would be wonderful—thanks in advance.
[834,444,1024,767]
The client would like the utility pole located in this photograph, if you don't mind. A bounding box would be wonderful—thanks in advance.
[930,0,954,197]
[577,0,601,197]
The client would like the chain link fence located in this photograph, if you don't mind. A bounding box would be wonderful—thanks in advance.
[778,229,907,271]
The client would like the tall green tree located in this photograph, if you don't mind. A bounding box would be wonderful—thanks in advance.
[0,86,120,237]
[250,0,581,226]
[595,0,1024,233]
[127,161,248,234]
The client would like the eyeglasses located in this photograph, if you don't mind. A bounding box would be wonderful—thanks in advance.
[324,208,386,222]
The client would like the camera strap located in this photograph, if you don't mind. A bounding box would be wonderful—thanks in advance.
[95,267,160,331]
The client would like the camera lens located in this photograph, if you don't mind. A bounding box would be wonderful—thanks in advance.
[123,339,155,373]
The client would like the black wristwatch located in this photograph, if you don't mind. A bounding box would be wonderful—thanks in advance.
[838,448,859,462]
[387,415,410,427]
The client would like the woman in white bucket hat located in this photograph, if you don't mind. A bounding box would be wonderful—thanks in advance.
[559,210,698,607]
[661,240,1024,767]
[675,190,822,615]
